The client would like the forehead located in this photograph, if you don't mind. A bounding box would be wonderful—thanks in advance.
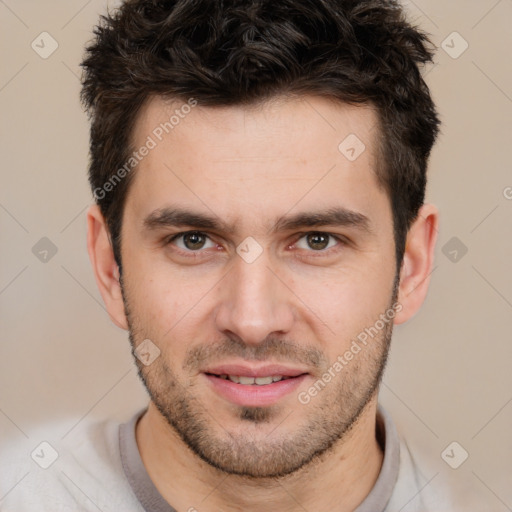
[134,94,379,163]
[125,95,388,233]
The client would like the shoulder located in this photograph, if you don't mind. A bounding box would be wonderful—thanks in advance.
[384,412,492,512]
[0,409,146,512]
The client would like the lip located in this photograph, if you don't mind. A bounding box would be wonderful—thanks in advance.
[204,372,308,407]
[202,363,308,378]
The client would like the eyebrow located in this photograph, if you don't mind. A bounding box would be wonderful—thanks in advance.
[143,206,373,235]
[270,208,372,234]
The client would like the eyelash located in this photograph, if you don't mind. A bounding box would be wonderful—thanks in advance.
[165,231,347,258]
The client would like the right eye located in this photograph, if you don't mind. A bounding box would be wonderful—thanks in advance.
[168,231,216,252]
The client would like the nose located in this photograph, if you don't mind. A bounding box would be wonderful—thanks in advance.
[214,252,295,346]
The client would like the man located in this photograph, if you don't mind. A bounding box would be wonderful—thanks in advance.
[0,0,490,511]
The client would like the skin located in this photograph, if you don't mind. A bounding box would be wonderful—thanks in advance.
[88,95,438,512]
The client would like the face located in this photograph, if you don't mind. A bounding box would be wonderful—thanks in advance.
[120,95,398,478]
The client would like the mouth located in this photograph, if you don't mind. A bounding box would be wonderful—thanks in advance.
[202,364,309,407]
[205,374,299,385]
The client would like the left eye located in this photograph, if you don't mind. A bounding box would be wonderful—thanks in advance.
[171,231,216,251]
[295,232,339,251]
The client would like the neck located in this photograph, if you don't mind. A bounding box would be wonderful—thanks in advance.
[136,398,384,512]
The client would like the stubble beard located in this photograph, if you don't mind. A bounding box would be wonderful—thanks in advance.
[122,276,397,479]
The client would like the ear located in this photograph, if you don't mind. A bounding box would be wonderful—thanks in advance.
[87,205,129,330]
[394,203,439,325]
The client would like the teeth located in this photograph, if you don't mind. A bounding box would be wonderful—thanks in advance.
[219,375,288,385]
[255,376,273,385]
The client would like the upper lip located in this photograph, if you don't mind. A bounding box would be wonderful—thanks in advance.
[203,363,309,378]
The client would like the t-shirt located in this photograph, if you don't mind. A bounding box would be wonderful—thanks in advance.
[0,404,489,511]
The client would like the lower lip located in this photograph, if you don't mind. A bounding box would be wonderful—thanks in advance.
[204,374,308,407]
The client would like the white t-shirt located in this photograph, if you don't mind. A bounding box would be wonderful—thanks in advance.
[0,404,490,511]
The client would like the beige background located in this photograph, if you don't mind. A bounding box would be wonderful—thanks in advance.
[1,0,511,508]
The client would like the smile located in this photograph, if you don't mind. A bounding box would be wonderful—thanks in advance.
[203,372,308,407]
[214,375,294,385]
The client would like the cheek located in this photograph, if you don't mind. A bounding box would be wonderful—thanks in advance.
[292,264,395,344]
[124,258,215,345]
[122,261,175,329]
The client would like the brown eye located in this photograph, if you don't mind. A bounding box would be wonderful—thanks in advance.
[170,231,215,251]
[182,232,207,250]
[306,233,331,250]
